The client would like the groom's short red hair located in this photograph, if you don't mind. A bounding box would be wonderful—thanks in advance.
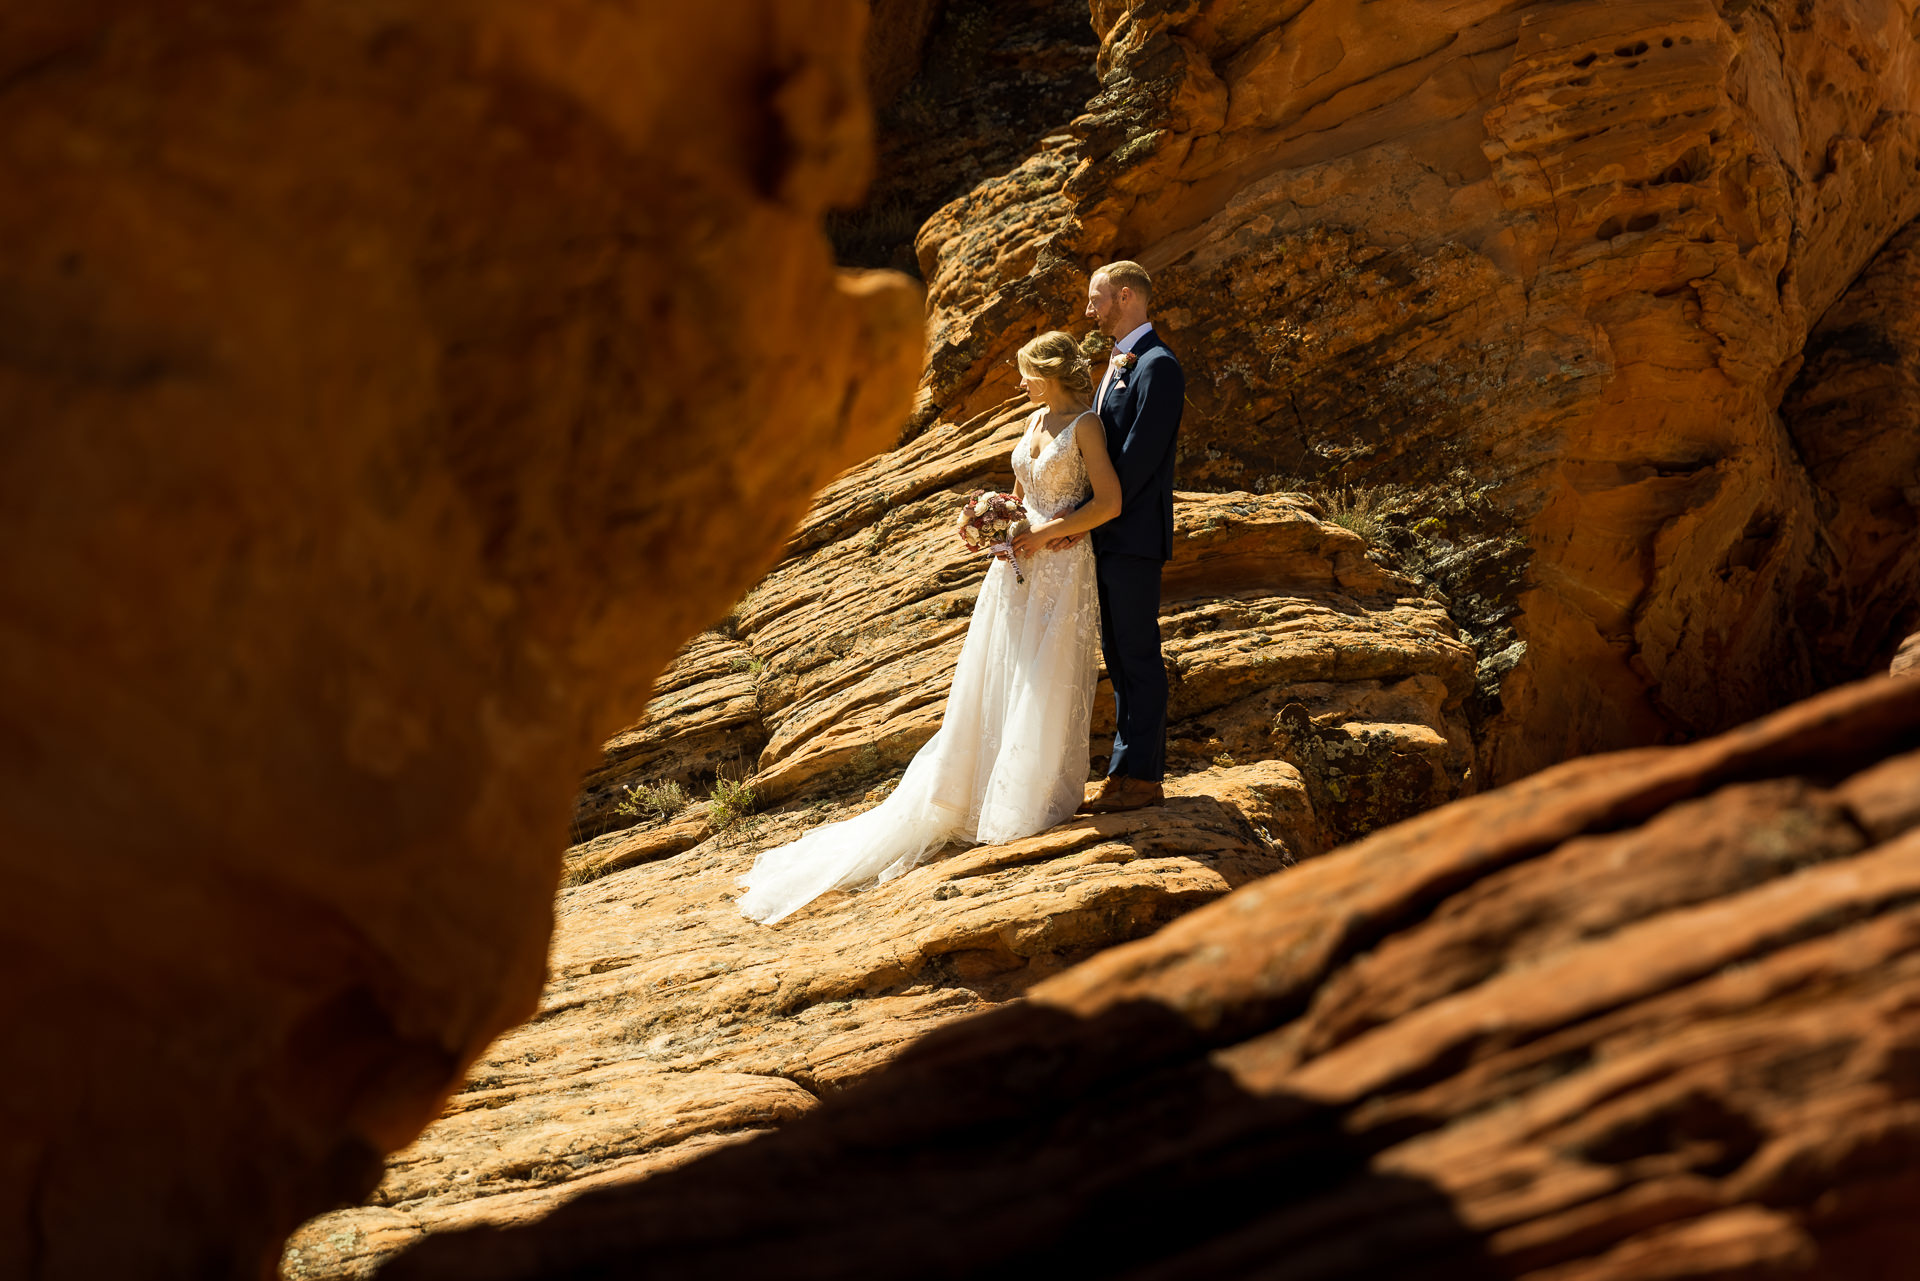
[1094,260,1153,302]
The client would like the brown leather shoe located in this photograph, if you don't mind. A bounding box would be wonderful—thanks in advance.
[1077,775,1126,814]
[1080,776,1165,814]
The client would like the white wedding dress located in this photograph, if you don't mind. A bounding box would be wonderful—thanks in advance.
[737,409,1102,924]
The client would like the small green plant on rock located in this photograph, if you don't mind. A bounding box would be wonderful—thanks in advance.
[709,775,759,831]
[614,779,690,823]
[1311,484,1406,545]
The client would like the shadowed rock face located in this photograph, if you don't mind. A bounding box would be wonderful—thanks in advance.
[1781,220,1920,678]
[909,0,1920,782]
[358,676,1920,1280]
[0,3,921,1276]
[835,0,1101,275]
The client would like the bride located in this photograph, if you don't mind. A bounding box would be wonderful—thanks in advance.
[737,330,1124,924]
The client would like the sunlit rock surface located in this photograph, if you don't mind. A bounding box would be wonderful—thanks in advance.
[913,0,1920,780]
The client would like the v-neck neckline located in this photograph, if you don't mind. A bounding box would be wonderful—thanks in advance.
[1028,409,1087,461]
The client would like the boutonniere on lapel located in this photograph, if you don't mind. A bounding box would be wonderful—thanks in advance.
[1110,349,1137,394]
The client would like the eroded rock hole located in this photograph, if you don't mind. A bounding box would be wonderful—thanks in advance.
[1657,145,1711,185]
[1573,52,1599,68]
[1597,213,1660,240]
[1723,510,1781,574]
[1616,41,1651,57]
[1575,1090,1765,1179]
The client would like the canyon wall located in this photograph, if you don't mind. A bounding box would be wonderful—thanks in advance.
[911,0,1920,780]
[0,3,921,1277]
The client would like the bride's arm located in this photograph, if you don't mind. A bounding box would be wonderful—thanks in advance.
[1010,417,1122,555]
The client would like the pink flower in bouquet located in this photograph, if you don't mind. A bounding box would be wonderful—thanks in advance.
[956,490,1031,584]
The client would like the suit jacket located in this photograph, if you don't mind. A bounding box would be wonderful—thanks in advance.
[1090,330,1183,562]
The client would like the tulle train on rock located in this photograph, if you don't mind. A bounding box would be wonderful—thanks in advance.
[737,411,1102,924]
[735,539,1099,924]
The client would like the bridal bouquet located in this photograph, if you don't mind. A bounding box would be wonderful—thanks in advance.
[956,490,1030,583]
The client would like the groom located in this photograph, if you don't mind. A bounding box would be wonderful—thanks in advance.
[1077,260,1183,813]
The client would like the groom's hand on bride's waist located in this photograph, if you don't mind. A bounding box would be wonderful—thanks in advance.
[1046,533,1084,551]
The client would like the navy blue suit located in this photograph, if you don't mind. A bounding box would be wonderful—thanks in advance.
[1091,330,1182,783]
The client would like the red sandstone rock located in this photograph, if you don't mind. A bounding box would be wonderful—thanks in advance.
[912,0,1920,783]
[864,0,944,108]
[360,676,1920,1281]
[0,4,921,1277]
[282,762,1299,1279]
[292,2,1920,1270]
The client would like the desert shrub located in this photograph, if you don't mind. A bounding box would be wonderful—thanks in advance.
[614,779,690,823]
[1310,484,1409,545]
[709,775,759,831]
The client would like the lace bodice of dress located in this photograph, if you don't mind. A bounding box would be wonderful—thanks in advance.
[1012,409,1093,521]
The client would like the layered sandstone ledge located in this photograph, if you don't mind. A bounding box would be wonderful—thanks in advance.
[570,412,1477,854]
[344,676,1920,1279]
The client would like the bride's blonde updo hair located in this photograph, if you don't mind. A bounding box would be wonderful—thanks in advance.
[1017,330,1095,401]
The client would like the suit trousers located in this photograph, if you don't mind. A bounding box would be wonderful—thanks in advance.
[1095,551,1167,783]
